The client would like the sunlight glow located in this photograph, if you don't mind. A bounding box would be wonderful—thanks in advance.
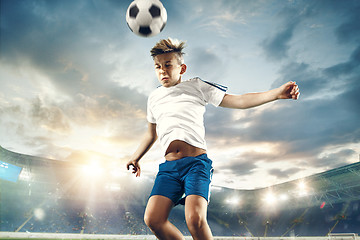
[81,162,104,177]
[105,183,121,192]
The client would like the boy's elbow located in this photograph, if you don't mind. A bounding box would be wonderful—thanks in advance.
[146,132,157,142]
[220,103,247,109]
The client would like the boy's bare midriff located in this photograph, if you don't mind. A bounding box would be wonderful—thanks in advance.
[165,140,207,161]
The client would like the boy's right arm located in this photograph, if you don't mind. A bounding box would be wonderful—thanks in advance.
[126,122,157,177]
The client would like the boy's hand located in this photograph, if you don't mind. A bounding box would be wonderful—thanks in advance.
[126,160,141,177]
[278,81,300,100]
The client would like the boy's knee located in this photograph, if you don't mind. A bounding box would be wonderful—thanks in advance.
[144,213,162,231]
[143,214,155,228]
[186,213,206,231]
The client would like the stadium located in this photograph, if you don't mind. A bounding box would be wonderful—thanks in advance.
[1,145,359,240]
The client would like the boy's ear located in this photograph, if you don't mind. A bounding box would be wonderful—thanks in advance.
[180,64,187,74]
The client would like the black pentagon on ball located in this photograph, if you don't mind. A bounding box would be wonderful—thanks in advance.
[139,26,152,36]
[129,5,139,18]
[149,4,161,18]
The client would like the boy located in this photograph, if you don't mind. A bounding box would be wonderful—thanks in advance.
[126,38,300,240]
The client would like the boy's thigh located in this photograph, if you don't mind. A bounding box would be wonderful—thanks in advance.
[184,195,209,220]
[145,195,174,223]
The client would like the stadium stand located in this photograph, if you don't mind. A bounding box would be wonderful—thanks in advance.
[0,145,359,238]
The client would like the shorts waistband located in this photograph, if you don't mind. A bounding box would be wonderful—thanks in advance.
[164,153,209,163]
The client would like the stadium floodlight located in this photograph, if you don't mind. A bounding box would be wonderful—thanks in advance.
[297,180,308,197]
[279,193,289,201]
[264,191,276,205]
[298,181,306,189]
[298,189,308,197]
[225,196,240,206]
[34,208,45,221]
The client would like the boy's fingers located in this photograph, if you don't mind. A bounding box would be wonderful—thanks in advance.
[294,91,300,100]
[127,162,133,170]
[295,86,300,99]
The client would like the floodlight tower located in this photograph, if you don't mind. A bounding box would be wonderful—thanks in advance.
[263,220,271,237]
[281,208,309,237]
[238,213,254,237]
[327,202,350,235]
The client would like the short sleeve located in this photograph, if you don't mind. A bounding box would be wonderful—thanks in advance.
[147,95,156,123]
[196,78,227,107]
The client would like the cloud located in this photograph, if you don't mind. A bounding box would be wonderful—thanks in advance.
[268,167,302,180]
[324,45,360,78]
[260,3,306,61]
[262,21,298,61]
[0,0,153,96]
[186,47,225,80]
[260,0,360,62]
[218,156,257,176]
[30,97,71,134]
[179,0,265,38]
[314,149,358,169]
[334,3,360,44]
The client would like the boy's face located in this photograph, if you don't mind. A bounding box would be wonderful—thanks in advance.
[154,52,186,88]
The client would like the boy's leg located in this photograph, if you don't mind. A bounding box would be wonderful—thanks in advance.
[144,195,185,240]
[185,195,213,240]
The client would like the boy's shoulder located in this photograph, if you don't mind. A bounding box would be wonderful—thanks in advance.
[184,77,228,92]
[178,77,205,89]
[149,76,228,95]
[152,77,202,91]
[148,77,201,98]
[184,77,201,82]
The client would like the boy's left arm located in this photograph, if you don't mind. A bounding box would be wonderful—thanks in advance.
[219,81,300,109]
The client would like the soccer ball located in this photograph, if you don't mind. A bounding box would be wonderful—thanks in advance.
[126,0,167,37]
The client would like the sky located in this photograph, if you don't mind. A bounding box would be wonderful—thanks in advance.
[0,0,359,190]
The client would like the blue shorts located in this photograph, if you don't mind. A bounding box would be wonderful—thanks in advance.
[149,154,214,205]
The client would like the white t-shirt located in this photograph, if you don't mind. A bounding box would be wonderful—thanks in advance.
[147,77,227,153]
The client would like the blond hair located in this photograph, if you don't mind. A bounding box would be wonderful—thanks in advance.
[150,38,186,64]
